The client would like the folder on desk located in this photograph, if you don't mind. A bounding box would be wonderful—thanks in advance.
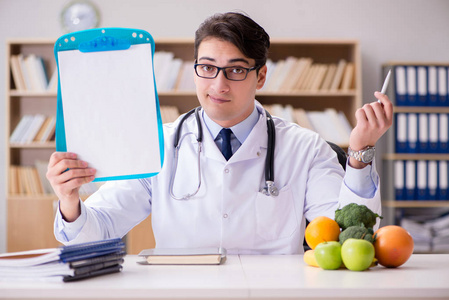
[54,28,164,182]
[0,238,125,282]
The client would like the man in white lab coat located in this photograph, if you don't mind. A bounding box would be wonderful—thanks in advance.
[48,12,393,254]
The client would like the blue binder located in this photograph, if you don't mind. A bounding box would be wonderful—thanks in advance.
[54,28,164,182]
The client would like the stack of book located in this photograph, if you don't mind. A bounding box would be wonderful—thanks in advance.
[153,51,195,92]
[0,238,125,282]
[160,106,180,123]
[262,57,354,92]
[151,52,355,93]
[264,104,352,147]
[10,54,57,92]
[10,114,56,144]
[9,160,101,196]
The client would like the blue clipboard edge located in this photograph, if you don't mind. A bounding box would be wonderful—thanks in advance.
[54,27,165,182]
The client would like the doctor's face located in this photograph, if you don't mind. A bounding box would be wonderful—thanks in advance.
[194,38,267,128]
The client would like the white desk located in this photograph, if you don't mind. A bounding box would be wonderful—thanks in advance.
[1,254,448,300]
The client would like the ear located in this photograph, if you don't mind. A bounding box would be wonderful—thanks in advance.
[256,65,267,90]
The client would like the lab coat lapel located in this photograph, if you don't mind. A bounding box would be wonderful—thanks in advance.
[197,115,230,161]
[195,105,269,163]
[231,115,268,162]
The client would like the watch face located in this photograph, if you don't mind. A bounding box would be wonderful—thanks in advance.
[61,1,100,32]
[361,148,375,163]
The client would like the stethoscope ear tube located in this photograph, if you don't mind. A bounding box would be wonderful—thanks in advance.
[263,110,279,197]
[170,106,278,199]
[173,108,198,147]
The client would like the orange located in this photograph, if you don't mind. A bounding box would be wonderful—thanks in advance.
[373,225,414,268]
[305,216,341,249]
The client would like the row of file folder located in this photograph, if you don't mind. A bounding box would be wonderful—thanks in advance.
[394,160,448,201]
[394,65,449,107]
[395,113,448,153]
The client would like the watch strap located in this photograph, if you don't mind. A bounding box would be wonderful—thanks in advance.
[347,146,375,163]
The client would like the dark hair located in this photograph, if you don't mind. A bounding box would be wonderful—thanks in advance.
[194,12,270,68]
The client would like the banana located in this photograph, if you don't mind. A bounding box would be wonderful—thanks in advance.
[303,250,319,268]
[370,257,378,268]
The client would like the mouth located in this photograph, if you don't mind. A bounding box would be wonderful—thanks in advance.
[208,94,230,104]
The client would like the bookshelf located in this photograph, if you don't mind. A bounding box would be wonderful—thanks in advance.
[6,38,362,253]
[381,63,449,254]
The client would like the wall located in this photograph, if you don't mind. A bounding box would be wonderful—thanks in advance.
[1,0,449,252]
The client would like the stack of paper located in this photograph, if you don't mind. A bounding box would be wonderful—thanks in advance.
[0,238,125,282]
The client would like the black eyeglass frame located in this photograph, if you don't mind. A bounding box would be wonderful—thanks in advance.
[193,63,260,81]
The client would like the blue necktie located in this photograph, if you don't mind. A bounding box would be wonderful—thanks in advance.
[220,128,232,160]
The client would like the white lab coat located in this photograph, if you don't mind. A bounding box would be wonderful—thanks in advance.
[54,102,381,254]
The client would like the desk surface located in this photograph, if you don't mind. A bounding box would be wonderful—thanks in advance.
[1,254,449,300]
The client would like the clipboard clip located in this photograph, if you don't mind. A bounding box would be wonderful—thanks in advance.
[79,36,131,53]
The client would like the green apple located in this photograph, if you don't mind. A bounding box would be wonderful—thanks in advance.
[314,241,342,270]
[341,238,375,271]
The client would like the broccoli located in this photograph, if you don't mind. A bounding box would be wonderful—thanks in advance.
[339,225,374,244]
[334,203,382,230]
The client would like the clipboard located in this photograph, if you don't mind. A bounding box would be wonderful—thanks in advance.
[54,28,164,182]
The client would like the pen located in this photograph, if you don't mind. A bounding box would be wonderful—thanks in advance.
[378,69,391,103]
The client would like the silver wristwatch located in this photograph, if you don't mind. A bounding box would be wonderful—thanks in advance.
[347,146,375,163]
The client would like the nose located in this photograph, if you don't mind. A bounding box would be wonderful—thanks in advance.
[212,69,230,93]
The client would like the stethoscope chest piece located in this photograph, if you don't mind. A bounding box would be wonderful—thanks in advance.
[261,180,279,196]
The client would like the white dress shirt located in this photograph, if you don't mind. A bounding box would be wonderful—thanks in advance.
[54,101,380,254]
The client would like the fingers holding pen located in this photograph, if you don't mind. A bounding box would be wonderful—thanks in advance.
[373,91,394,125]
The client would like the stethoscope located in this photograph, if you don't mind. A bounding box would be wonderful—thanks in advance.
[169,106,279,200]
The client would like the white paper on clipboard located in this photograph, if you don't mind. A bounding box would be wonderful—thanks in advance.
[57,43,161,180]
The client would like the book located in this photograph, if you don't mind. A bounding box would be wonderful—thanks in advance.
[293,59,313,91]
[10,115,33,143]
[10,55,26,90]
[310,64,328,91]
[138,248,227,265]
[340,62,354,91]
[292,108,314,131]
[320,63,337,91]
[174,61,195,91]
[329,59,346,91]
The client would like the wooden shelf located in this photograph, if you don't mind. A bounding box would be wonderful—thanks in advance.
[383,201,449,208]
[383,153,449,161]
[9,142,56,149]
[157,90,358,97]
[394,106,449,114]
[9,90,57,97]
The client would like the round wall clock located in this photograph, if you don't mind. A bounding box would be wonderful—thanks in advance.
[61,0,100,33]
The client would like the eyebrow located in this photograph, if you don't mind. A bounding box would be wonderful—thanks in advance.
[198,56,251,65]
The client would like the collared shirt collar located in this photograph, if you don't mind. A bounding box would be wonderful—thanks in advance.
[202,104,260,144]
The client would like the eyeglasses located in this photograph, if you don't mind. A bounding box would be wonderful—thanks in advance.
[194,63,259,81]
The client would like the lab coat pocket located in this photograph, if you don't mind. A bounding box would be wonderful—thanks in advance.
[255,186,298,241]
